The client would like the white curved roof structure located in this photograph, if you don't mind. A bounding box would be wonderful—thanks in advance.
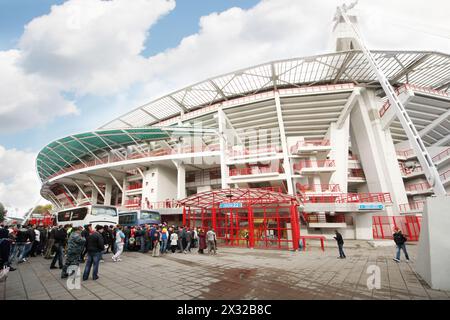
[100,50,450,130]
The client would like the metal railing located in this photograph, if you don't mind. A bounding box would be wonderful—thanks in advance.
[126,183,143,191]
[379,84,449,118]
[293,160,335,171]
[296,183,341,193]
[290,140,330,154]
[405,182,431,192]
[432,147,450,163]
[372,215,422,241]
[229,166,284,176]
[440,169,450,181]
[301,192,392,204]
[228,146,282,157]
[348,168,365,178]
[396,149,415,158]
[399,201,425,213]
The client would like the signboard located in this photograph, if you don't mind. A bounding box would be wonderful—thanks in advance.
[358,203,384,210]
[219,202,243,208]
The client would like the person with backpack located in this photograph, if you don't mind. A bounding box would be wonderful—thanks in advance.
[393,228,410,262]
[333,230,346,259]
[61,227,86,279]
[160,227,169,254]
[152,227,161,257]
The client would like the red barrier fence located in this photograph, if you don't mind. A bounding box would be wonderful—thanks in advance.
[372,215,422,241]
[301,192,392,204]
[293,160,335,171]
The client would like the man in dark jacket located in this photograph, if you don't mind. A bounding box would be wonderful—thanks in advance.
[50,225,67,269]
[12,225,31,264]
[80,224,91,262]
[82,225,105,281]
[0,225,16,271]
[333,230,346,259]
[61,227,86,279]
[393,228,409,262]
[44,226,56,259]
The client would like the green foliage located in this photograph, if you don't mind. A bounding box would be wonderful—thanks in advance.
[0,202,6,222]
[32,204,53,214]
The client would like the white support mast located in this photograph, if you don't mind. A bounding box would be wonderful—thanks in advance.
[337,2,446,196]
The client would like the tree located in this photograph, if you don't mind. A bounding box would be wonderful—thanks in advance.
[0,202,7,222]
[32,204,53,215]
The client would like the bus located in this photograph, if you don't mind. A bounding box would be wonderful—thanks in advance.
[56,205,118,228]
[118,210,161,227]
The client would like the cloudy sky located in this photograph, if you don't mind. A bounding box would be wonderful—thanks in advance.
[0,0,449,215]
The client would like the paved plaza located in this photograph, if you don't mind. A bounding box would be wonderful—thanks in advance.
[1,241,450,300]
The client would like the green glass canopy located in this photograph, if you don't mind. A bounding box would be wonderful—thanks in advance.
[36,128,170,182]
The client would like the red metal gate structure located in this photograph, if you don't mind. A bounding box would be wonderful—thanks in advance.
[372,215,422,241]
[178,188,301,250]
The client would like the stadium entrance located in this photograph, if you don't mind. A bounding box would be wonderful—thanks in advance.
[179,188,301,250]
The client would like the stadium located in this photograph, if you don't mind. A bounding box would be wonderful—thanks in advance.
[35,11,450,250]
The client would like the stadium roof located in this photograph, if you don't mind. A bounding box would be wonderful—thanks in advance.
[100,50,450,130]
[36,128,170,182]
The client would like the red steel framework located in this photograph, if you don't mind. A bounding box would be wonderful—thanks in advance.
[372,215,422,241]
[178,188,301,251]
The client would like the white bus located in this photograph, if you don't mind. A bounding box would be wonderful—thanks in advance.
[56,205,118,228]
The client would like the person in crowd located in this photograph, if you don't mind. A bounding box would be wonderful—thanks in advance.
[206,229,217,255]
[135,226,144,253]
[109,225,116,254]
[61,226,86,279]
[198,229,206,254]
[36,226,46,256]
[44,226,56,259]
[10,225,31,264]
[80,224,92,263]
[191,227,198,249]
[393,228,410,262]
[83,225,105,281]
[123,226,130,252]
[102,225,111,254]
[22,225,36,259]
[170,230,178,253]
[27,225,40,257]
[177,227,184,253]
[184,228,192,253]
[333,230,346,259]
[112,225,125,262]
[151,227,161,257]
[0,224,16,271]
[50,224,67,269]
[144,224,152,253]
[160,226,169,254]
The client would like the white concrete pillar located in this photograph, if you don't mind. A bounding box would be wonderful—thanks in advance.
[274,92,294,195]
[328,120,350,193]
[91,188,98,205]
[104,182,112,206]
[176,162,186,199]
[218,108,230,189]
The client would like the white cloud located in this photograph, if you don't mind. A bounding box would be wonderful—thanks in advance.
[0,145,44,215]
[19,0,176,95]
[0,50,78,133]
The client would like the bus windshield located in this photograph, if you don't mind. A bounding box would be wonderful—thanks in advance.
[92,206,117,217]
[140,211,160,221]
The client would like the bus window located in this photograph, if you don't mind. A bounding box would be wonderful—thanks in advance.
[58,211,72,222]
[140,211,160,221]
[70,207,88,221]
[119,212,137,225]
[92,206,117,216]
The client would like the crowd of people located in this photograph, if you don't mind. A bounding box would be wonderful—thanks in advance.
[0,222,218,281]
